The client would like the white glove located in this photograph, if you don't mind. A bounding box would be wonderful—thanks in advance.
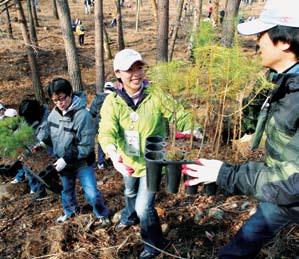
[106,144,134,177]
[182,158,223,186]
[54,158,67,172]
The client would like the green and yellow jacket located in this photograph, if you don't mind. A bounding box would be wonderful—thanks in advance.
[98,81,193,177]
[217,63,299,218]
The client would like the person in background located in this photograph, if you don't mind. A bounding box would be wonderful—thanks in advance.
[220,8,225,24]
[11,100,48,198]
[182,0,299,258]
[76,20,85,46]
[43,78,110,226]
[89,82,115,169]
[207,0,213,18]
[72,18,80,32]
[98,49,198,259]
[84,0,91,15]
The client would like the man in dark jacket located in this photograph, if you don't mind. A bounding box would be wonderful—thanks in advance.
[89,82,115,169]
[182,0,299,258]
[44,78,110,226]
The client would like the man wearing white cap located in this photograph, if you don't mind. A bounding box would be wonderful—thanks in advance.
[181,0,299,258]
[99,49,196,258]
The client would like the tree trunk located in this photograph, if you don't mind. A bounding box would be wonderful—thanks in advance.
[5,3,13,39]
[221,0,241,47]
[156,0,169,63]
[213,0,220,26]
[192,0,202,34]
[150,0,158,23]
[14,0,44,102]
[115,0,125,50]
[103,25,112,59]
[135,0,140,32]
[56,0,83,91]
[31,0,39,27]
[52,0,59,19]
[168,0,184,61]
[94,0,105,93]
[225,0,229,9]
[189,0,202,61]
[26,0,38,47]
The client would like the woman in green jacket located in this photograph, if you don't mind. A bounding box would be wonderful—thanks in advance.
[99,49,193,259]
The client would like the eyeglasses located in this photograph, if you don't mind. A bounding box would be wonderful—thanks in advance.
[52,95,68,103]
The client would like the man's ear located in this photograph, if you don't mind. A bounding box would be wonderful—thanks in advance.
[278,41,291,52]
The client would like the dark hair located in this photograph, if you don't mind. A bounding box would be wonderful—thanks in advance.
[19,99,43,125]
[267,25,299,58]
[47,78,73,98]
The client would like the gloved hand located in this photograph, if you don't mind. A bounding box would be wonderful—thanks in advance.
[32,141,47,152]
[175,129,203,140]
[182,158,223,186]
[54,158,67,172]
[106,144,134,177]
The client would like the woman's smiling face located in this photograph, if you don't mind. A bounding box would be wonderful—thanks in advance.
[115,62,145,95]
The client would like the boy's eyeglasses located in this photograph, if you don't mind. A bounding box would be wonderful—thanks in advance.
[52,95,67,103]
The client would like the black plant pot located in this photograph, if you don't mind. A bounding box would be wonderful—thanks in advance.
[166,163,182,194]
[203,183,217,195]
[145,151,165,192]
[145,143,165,153]
[38,165,62,194]
[183,174,198,195]
[146,135,164,145]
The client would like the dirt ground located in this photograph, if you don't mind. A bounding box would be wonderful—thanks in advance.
[0,0,298,258]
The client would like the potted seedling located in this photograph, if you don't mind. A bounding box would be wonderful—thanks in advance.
[0,116,61,193]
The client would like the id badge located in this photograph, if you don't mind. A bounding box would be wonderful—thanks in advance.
[124,130,140,157]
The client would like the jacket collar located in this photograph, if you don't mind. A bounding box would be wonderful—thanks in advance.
[269,63,299,103]
[114,81,149,111]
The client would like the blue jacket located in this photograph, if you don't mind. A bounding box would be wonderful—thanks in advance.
[46,92,95,165]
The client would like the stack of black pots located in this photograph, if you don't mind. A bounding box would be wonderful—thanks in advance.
[144,135,199,194]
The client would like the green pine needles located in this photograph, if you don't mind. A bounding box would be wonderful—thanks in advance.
[148,22,275,160]
[0,117,35,159]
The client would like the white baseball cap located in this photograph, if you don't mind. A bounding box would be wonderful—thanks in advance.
[4,108,18,117]
[113,49,145,72]
[238,0,299,35]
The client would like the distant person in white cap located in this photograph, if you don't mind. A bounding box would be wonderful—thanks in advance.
[98,49,197,258]
[181,0,299,258]
[4,108,18,118]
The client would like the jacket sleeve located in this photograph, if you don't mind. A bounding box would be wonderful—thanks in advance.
[217,159,299,206]
[98,95,119,153]
[64,110,95,162]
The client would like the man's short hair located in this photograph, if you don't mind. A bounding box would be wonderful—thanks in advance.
[19,99,43,125]
[267,25,299,59]
[47,78,73,98]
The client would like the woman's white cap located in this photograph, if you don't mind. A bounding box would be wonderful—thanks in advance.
[113,49,145,72]
[238,0,299,35]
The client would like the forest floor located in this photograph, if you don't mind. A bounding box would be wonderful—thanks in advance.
[0,0,298,258]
